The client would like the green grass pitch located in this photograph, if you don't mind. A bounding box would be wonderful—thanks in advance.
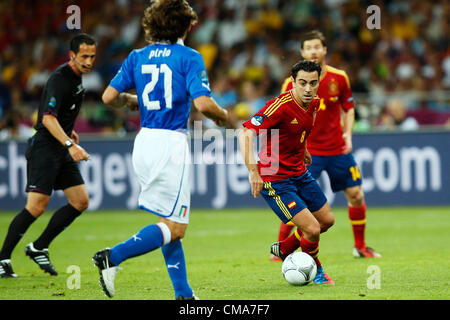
[0,206,449,300]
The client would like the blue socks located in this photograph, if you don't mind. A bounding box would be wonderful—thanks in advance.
[162,240,193,298]
[108,222,193,298]
[109,224,164,266]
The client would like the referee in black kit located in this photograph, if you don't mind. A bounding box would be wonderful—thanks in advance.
[0,34,96,278]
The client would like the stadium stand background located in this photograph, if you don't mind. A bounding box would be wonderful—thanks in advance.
[0,0,449,140]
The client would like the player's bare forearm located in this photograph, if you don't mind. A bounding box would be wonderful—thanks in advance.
[342,108,355,137]
[102,86,138,111]
[238,127,263,197]
[342,108,354,153]
[119,92,138,109]
[238,128,256,169]
[193,96,228,127]
[304,144,312,166]
[111,93,138,110]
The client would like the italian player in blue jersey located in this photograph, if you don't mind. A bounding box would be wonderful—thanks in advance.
[92,0,228,300]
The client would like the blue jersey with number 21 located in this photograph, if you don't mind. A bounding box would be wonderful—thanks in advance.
[109,40,211,130]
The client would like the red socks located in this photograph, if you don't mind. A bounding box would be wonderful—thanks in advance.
[279,203,368,251]
[348,203,367,250]
[300,235,321,267]
[279,228,321,267]
[279,228,302,255]
[278,222,294,241]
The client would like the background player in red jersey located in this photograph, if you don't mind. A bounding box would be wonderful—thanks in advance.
[239,60,335,284]
[272,30,381,260]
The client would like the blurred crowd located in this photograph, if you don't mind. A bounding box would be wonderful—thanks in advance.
[0,0,449,140]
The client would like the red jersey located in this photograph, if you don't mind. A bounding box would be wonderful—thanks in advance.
[281,65,354,156]
[243,90,320,181]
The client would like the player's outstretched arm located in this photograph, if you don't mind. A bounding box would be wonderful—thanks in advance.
[102,86,138,111]
[193,96,228,127]
[238,127,263,198]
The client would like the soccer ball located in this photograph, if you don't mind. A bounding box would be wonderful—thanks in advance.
[281,252,317,286]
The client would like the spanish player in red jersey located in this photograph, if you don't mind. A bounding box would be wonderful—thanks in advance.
[272,30,381,260]
[239,60,335,284]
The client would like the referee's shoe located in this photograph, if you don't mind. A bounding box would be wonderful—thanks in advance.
[25,243,58,276]
[0,259,18,278]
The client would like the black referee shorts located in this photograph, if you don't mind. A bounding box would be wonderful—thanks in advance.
[25,134,85,195]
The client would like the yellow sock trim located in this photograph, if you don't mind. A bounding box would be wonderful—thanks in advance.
[350,219,366,225]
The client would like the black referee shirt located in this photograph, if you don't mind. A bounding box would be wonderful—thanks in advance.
[34,63,85,138]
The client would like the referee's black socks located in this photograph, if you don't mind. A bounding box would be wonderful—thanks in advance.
[0,208,36,260]
[33,203,82,250]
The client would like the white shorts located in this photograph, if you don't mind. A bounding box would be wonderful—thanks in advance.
[132,128,191,224]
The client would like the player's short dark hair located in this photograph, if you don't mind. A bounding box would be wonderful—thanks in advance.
[70,33,96,53]
[142,0,198,44]
[300,30,326,49]
[291,60,322,80]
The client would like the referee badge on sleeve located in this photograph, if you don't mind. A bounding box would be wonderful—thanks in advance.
[49,96,57,108]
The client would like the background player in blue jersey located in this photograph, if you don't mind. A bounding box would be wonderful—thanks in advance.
[92,0,228,300]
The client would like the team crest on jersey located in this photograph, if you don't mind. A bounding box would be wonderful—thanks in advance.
[251,115,264,126]
[49,96,56,108]
[328,79,339,96]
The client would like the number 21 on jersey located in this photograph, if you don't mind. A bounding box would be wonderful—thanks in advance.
[142,64,172,110]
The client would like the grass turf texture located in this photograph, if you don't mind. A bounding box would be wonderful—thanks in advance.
[0,206,448,300]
